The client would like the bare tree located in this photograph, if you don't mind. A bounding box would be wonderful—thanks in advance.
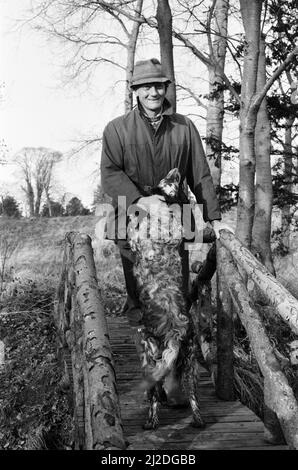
[14,147,62,217]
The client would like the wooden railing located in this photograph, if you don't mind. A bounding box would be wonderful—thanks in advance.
[55,232,126,450]
[55,229,298,450]
[192,230,298,450]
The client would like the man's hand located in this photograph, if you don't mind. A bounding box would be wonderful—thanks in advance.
[211,220,234,240]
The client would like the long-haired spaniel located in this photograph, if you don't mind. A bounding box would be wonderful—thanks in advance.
[128,168,204,430]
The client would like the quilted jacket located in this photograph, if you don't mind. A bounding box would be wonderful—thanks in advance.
[100,99,221,240]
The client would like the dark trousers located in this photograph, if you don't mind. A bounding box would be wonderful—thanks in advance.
[117,240,191,327]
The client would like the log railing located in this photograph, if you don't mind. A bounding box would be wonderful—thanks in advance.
[209,230,298,450]
[53,229,297,449]
[55,232,126,450]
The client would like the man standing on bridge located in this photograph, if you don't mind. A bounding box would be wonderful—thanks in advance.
[100,58,231,405]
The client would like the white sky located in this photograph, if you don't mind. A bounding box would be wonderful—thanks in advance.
[0,0,124,207]
[0,0,239,209]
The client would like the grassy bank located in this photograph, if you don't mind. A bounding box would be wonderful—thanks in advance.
[0,215,126,449]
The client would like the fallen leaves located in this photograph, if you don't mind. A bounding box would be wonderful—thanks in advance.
[0,282,72,450]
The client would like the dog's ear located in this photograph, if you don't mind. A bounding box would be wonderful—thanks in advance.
[174,169,181,184]
[166,168,181,184]
[157,168,181,199]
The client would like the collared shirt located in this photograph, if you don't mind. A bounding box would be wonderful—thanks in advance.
[139,105,163,133]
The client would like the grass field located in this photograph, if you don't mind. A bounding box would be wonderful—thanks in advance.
[0,211,297,303]
[0,215,127,316]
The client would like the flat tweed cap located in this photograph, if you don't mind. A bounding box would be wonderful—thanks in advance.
[131,58,171,88]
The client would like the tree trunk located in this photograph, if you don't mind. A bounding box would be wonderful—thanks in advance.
[237,0,263,247]
[46,190,52,217]
[216,241,235,400]
[125,0,143,113]
[222,252,298,448]
[55,232,126,450]
[26,180,35,217]
[73,234,125,449]
[206,0,229,191]
[252,34,275,275]
[220,230,298,335]
[263,377,285,445]
[281,116,295,251]
[156,0,176,111]
[34,183,43,217]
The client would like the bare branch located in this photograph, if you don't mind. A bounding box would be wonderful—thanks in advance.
[66,136,103,159]
[184,112,206,121]
[252,46,298,111]
[81,56,126,70]
[177,83,207,109]
[206,0,217,62]
[172,29,241,105]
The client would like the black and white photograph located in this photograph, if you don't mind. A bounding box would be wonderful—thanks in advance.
[0,0,297,454]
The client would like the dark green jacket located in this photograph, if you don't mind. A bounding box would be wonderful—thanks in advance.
[100,100,221,239]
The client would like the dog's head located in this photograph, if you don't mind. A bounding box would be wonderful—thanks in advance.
[157,168,181,201]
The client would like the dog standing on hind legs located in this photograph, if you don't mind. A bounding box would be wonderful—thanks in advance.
[128,168,205,430]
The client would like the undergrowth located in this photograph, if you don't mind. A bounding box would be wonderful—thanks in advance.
[0,240,126,450]
[232,304,298,421]
[0,278,73,450]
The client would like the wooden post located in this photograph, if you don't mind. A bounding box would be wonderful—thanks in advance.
[216,241,235,400]
[263,378,286,445]
[55,232,126,450]
[223,248,298,449]
[190,280,217,387]
[219,230,298,335]
[71,233,126,450]
[190,244,217,387]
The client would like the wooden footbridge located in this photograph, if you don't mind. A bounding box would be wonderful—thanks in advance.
[109,318,288,450]
[55,231,298,450]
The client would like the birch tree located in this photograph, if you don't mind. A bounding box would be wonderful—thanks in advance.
[205,0,229,191]
[237,0,298,248]
[236,0,263,247]
[252,35,275,274]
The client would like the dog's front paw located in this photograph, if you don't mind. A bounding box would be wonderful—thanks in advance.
[143,419,158,430]
[191,417,205,428]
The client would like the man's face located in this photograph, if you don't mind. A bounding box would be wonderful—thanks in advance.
[135,82,166,114]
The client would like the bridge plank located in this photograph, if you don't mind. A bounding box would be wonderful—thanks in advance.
[108,318,289,450]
